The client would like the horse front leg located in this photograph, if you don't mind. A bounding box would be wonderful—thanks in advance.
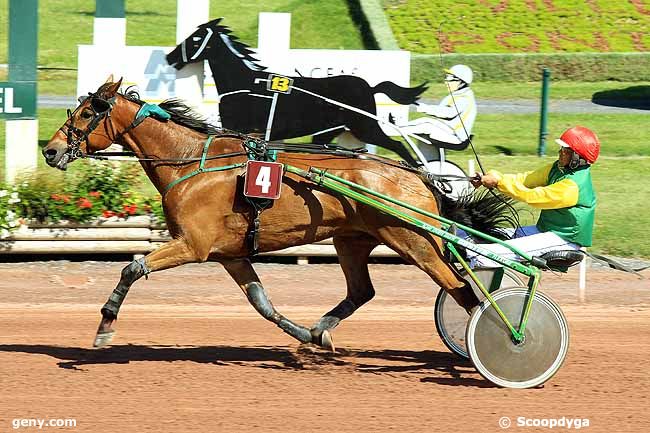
[220,258,314,346]
[94,238,202,347]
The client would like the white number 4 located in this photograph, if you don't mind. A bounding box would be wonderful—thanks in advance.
[255,166,272,193]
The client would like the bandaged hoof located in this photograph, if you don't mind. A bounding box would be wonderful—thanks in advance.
[320,330,336,353]
[93,330,116,348]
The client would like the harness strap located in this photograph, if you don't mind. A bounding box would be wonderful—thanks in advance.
[163,136,246,193]
[199,136,215,170]
[244,198,273,256]
[248,209,262,255]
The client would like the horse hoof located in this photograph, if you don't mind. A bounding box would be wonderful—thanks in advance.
[93,330,116,348]
[320,330,336,353]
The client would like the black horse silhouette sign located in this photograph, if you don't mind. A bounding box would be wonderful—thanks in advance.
[166,19,427,165]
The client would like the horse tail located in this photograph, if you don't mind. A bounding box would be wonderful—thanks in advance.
[372,81,428,105]
[436,189,522,241]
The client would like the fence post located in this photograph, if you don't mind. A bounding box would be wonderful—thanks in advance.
[3,0,39,183]
[174,0,210,112]
[94,0,126,46]
[578,247,587,303]
[538,68,550,157]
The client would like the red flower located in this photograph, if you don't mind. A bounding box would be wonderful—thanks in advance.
[61,195,71,203]
[77,197,93,209]
[50,193,61,201]
[89,191,101,198]
[102,210,116,218]
[123,204,138,215]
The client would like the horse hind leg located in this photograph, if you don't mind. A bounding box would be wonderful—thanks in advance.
[221,258,313,345]
[310,233,380,351]
[377,226,480,312]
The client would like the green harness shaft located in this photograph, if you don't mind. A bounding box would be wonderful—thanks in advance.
[157,140,542,341]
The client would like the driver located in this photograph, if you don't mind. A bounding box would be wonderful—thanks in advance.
[468,126,599,268]
[397,64,477,163]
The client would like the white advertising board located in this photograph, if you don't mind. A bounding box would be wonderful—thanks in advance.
[77,45,178,103]
[77,45,412,135]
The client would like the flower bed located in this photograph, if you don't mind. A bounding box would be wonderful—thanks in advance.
[1,161,164,240]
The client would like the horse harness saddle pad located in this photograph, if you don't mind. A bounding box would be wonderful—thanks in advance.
[241,139,283,256]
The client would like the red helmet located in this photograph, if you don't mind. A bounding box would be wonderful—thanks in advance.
[555,126,600,164]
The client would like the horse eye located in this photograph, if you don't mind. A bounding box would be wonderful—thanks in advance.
[80,110,93,120]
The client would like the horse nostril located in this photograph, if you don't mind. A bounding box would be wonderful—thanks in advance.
[44,148,58,160]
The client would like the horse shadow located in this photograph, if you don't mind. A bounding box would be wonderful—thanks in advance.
[591,86,650,110]
[0,343,492,388]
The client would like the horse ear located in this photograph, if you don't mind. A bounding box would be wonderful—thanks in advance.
[105,77,123,96]
[203,17,222,27]
[105,74,115,84]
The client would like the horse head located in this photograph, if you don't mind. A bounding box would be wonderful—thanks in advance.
[166,18,265,72]
[43,75,124,170]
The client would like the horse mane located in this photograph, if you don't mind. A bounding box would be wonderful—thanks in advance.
[115,87,224,158]
[205,19,266,71]
[122,87,221,135]
[158,99,222,135]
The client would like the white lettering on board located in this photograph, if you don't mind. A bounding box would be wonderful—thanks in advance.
[0,88,23,114]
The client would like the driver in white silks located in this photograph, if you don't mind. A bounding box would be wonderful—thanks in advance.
[396,64,477,166]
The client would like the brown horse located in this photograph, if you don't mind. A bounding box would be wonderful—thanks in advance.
[43,77,511,350]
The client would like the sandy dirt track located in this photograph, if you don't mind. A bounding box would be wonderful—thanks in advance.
[1,261,649,433]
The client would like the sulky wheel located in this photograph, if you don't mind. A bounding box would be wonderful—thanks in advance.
[434,268,524,359]
[466,287,569,389]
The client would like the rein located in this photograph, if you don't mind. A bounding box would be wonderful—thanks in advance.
[64,92,472,196]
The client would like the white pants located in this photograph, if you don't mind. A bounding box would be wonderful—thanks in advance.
[466,226,580,268]
[399,118,463,161]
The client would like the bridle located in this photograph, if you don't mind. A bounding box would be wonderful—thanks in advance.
[58,93,117,163]
[58,92,152,164]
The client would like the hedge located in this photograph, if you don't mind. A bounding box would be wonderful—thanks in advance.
[412,52,650,83]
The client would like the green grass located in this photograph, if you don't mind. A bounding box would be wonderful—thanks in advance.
[3,1,647,97]
[383,0,650,54]
[0,0,365,95]
[0,0,365,67]
[400,113,650,157]
[469,113,650,157]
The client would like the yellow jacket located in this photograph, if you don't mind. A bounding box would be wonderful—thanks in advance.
[488,163,578,209]
[488,162,596,246]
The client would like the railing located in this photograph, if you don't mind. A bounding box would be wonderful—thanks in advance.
[0,216,398,262]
